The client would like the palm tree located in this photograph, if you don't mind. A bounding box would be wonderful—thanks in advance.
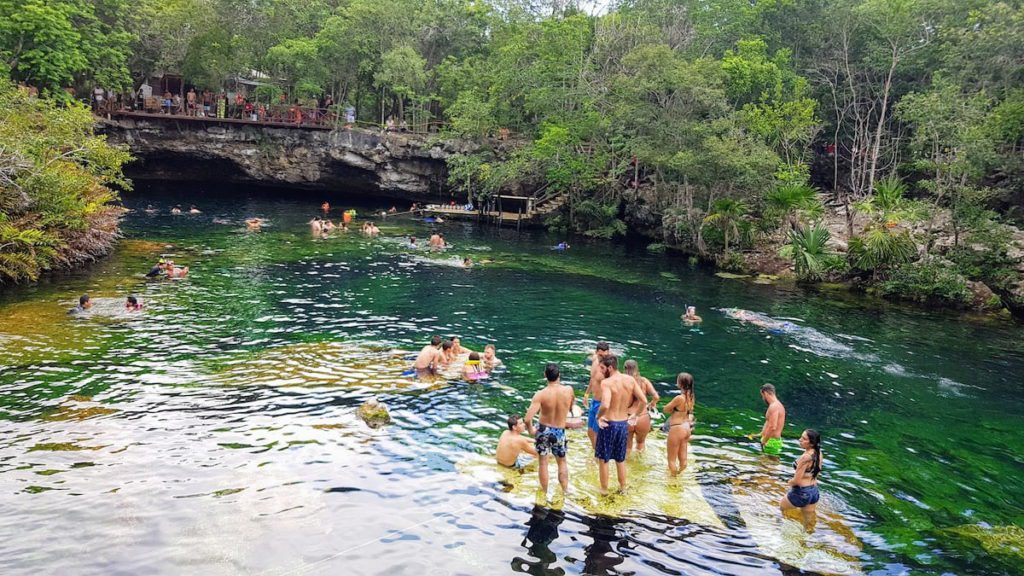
[703,198,748,253]
[779,223,834,281]
[850,175,921,278]
[764,182,823,233]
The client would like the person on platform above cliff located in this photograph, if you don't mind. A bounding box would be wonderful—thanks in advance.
[187,88,197,115]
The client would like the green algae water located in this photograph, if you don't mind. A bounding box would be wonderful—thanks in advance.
[1,185,1023,575]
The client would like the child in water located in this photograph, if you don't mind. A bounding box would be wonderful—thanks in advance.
[125,295,144,312]
[463,352,487,381]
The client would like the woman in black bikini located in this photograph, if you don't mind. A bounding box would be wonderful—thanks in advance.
[780,428,822,530]
[662,372,695,475]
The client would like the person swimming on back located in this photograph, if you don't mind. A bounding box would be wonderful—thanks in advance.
[682,305,703,323]
[125,295,143,312]
[524,363,575,495]
[496,415,538,468]
[583,341,611,450]
[413,335,444,374]
[463,352,487,381]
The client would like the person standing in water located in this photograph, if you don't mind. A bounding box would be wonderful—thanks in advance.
[413,336,444,375]
[524,363,575,496]
[583,341,611,450]
[663,373,695,475]
[759,383,786,456]
[780,429,823,530]
[595,354,647,495]
[623,359,659,455]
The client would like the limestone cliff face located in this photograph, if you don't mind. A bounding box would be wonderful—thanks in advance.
[99,118,468,199]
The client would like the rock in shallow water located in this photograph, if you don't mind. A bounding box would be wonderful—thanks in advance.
[357,398,391,428]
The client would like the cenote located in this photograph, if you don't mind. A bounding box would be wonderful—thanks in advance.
[1,184,1022,576]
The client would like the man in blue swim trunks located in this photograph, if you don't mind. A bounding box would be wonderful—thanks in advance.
[524,363,575,496]
[595,354,647,495]
[583,341,611,450]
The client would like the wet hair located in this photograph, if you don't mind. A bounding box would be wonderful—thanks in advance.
[805,429,822,478]
[469,352,480,361]
[441,340,453,351]
[507,415,521,430]
[623,359,639,377]
[595,341,610,352]
[79,294,90,306]
[430,335,442,346]
[126,295,138,306]
[677,372,695,408]
[484,344,495,352]
[450,336,460,342]
[761,383,776,395]
[544,363,559,382]
[600,354,618,370]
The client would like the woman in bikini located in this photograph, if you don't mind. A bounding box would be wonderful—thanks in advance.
[624,360,659,455]
[663,372,695,475]
[780,428,823,530]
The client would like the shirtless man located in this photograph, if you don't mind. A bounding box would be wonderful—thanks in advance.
[413,336,444,374]
[583,342,611,449]
[482,344,502,371]
[496,415,538,468]
[429,233,442,249]
[681,305,703,323]
[309,217,322,236]
[759,383,786,456]
[524,364,575,495]
[595,355,647,494]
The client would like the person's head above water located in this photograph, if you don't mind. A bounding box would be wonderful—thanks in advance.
[80,294,91,309]
[595,341,610,354]
[484,344,496,356]
[544,363,560,382]
[441,340,453,352]
[430,335,442,347]
[126,295,138,307]
[760,383,777,403]
[468,352,480,362]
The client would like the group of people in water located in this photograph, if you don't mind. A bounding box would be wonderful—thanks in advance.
[412,335,504,381]
[67,294,144,315]
[493,337,824,528]
[145,259,189,279]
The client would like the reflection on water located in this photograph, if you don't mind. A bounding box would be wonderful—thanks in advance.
[1,187,1023,575]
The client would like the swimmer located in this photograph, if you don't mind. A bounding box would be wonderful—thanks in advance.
[309,216,322,236]
[554,241,570,251]
[681,305,702,323]
[369,223,380,235]
[435,216,445,224]
[440,340,455,367]
[245,217,264,231]
[67,294,92,315]
[188,205,201,214]
[662,373,695,475]
[321,201,330,215]
[595,354,648,495]
[463,352,487,381]
[322,219,336,233]
[125,295,143,312]
[583,341,611,450]
[413,335,444,374]
[212,217,231,225]
[759,383,786,456]
[388,206,397,213]
[170,204,182,215]
[496,415,538,468]
[408,236,417,249]
[463,257,473,268]
[623,360,660,455]
[482,344,502,371]
[165,260,189,278]
[450,336,471,356]
[144,204,158,214]
[145,259,166,278]
[428,233,443,250]
[780,429,823,531]
[523,363,575,495]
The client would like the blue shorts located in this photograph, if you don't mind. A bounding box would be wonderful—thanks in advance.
[787,485,820,508]
[595,420,628,462]
[535,425,567,458]
[588,400,602,432]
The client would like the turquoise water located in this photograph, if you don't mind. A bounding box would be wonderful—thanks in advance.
[1,186,1022,575]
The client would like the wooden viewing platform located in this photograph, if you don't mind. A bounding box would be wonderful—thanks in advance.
[105,109,335,130]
